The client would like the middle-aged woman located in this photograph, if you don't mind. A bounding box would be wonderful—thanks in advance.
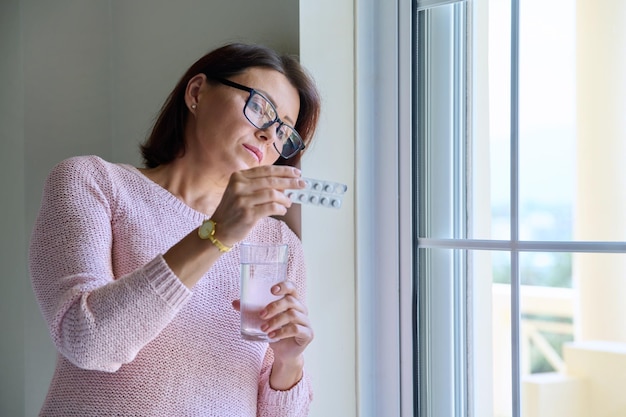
[29,42,321,416]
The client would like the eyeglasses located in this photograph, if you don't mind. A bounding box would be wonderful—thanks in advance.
[210,76,305,159]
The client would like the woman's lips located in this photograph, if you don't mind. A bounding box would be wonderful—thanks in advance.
[243,144,263,163]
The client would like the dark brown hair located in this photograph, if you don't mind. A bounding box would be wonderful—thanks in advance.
[140,43,321,168]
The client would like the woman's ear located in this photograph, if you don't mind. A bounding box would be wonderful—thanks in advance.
[185,74,206,112]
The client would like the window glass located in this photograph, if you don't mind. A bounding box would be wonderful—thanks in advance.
[518,0,576,242]
[516,0,626,242]
[519,252,626,417]
[490,253,511,417]
[487,0,512,241]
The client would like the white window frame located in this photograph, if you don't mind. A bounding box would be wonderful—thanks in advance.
[355,0,413,415]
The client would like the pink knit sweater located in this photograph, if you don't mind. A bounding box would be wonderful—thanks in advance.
[29,155,312,417]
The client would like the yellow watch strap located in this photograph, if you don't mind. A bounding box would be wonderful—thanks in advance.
[208,233,231,253]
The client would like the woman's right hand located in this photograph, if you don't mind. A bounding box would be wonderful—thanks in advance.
[209,165,305,247]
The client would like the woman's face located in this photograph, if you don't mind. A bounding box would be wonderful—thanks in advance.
[187,67,300,174]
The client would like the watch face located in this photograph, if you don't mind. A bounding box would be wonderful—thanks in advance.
[198,219,215,240]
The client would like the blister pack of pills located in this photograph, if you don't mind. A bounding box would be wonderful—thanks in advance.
[286,177,348,209]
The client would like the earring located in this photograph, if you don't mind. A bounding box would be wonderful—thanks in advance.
[191,104,197,110]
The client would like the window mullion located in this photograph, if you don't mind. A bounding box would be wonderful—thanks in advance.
[453,2,469,417]
[509,0,521,416]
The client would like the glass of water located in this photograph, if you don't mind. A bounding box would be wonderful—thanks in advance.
[239,242,289,342]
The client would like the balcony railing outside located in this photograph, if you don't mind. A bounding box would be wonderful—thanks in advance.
[493,283,626,417]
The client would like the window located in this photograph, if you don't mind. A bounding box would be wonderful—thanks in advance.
[412,1,626,417]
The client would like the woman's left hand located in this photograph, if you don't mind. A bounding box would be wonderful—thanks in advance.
[259,280,313,360]
[232,281,313,355]
[232,280,313,389]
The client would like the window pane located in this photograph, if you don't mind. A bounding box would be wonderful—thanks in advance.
[518,0,626,242]
[520,252,626,416]
[573,2,626,242]
[491,255,512,417]
[417,244,626,416]
[486,0,512,241]
[518,0,576,242]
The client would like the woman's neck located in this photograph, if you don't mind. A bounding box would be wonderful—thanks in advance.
[139,159,227,216]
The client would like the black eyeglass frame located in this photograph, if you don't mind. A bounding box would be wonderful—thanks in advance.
[208,76,305,159]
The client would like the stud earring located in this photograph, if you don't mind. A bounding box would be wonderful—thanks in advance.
[191,104,197,110]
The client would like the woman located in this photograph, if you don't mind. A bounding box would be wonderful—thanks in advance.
[29,42,320,416]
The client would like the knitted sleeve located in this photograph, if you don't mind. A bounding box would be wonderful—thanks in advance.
[257,220,313,416]
[29,157,192,372]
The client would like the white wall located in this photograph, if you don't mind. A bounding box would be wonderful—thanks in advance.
[0,1,359,416]
[0,1,26,416]
[300,1,357,416]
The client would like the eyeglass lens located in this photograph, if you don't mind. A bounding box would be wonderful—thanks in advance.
[244,92,303,159]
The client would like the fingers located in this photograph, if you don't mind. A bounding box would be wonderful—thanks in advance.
[261,308,312,343]
[266,322,314,345]
[260,294,306,322]
[239,165,306,190]
[270,280,299,298]
[235,187,295,213]
[259,282,311,341]
[243,165,302,181]
[263,281,305,316]
[229,170,306,198]
[210,167,305,244]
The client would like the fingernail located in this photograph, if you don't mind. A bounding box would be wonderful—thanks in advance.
[259,309,267,318]
[297,179,305,187]
[268,331,276,339]
[261,323,269,331]
[271,285,281,294]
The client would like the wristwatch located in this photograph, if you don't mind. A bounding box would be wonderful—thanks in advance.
[198,219,232,253]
